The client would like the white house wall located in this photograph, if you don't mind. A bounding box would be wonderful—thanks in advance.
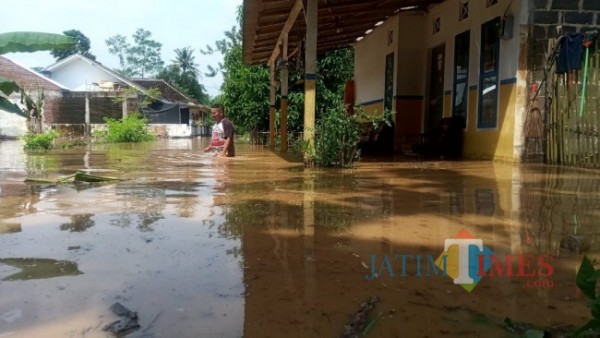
[424,0,521,92]
[48,58,121,91]
[353,0,524,160]
[354,15,399,110]
[0,110,27,138]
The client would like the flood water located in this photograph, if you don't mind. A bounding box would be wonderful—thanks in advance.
[1,138,599,337]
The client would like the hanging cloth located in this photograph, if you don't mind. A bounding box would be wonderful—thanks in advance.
[555,32,584,74]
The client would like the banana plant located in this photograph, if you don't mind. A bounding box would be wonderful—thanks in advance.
[0,32,74,116]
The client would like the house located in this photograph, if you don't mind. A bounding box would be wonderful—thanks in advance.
[131,78,211,137]
[0,54,209,138]
[242,0,600,166]
[42,54,209,137]
[0,56,67,138]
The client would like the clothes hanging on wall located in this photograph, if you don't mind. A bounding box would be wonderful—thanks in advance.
[555,32,584,74]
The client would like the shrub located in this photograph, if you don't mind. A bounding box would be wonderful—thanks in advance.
[21,130,59,150]
[313,101,362,167]
[97,113,154,143]
[296,101,394,168]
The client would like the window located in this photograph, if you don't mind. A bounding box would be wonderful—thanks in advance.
[453,31,470,120]
[478,18,500,128]
[433,17,441,34]
[459,1,469,21]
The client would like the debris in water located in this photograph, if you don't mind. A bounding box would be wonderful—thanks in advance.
[341,296,379,338]
[24,171,122,185]
[103,302,141,337]
[560,234,590,253]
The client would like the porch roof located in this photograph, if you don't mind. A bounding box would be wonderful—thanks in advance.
[243,0,444,65]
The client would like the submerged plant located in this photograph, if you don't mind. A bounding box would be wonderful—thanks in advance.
[96,113,154,143]
[21,129,59,150]
[298,100,394,168]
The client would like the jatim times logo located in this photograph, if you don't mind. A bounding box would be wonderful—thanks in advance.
[365,229,555,291]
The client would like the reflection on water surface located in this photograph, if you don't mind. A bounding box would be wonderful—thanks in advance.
[0,138,599,337]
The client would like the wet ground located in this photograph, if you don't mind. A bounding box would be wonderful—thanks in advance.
[0,138,600,337]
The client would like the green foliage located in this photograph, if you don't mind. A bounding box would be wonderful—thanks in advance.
[203,6,353,135]
[50,29,96,61]
[106,29,164,78]
[96,114,154,143]
[21,130,59,150]
[202,23,270,133]
[295,103,394,168]
[575,256,600,336]
[161,46,209,103]
[113,86,161,111]
[312,100,361,167]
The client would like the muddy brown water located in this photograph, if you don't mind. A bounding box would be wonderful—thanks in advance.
[1,138,600,337]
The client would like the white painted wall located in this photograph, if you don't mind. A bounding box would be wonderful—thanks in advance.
[49,58,122,91]
[423,0,522,90]
[354,16,399,104]
[354,0,522,100]
[0,110,27,138]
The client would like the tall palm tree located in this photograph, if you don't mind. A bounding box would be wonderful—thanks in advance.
[172,46,199,77]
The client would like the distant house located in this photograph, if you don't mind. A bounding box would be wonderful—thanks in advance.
[0,56,67,138]
[42,54,209,137]
[0,54,209,138]
[131,78,210,136]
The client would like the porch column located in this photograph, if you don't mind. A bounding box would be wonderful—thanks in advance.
[269,63,276,148]
[122,99,128,118]
[281,34,289,153]
[85,93,90,138]
[303,0,318,164]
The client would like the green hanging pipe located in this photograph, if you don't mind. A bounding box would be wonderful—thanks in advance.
[579,31,598,118]
[579,46,590,118]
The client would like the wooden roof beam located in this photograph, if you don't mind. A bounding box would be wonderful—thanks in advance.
[268,0,304,65]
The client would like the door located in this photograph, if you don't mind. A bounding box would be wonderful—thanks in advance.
[426,44,445,132]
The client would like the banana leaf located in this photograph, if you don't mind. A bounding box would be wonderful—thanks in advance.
[25,172,122,184]
[0,76,20,96]
[0,97,24,116]
[74,172,120,182]
[0,32,74,54]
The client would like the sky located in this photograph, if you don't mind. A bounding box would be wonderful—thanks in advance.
[0,0,242,97]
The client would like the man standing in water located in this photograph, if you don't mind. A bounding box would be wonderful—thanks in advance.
[204,104,235,157]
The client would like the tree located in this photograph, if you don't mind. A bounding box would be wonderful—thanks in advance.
[157,64,210,104]
[158,46,209,104]
[202,20,270,133]
[203,6,354,135]
[173,46,199,75]
[50,29,96,61]
[105,34,130,74]
[106,28,164,78]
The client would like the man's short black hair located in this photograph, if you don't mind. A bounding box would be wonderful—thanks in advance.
[211,103,225,114]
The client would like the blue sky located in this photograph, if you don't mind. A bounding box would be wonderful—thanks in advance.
[0,0,242,97]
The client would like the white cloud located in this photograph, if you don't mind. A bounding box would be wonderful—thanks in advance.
[0,0,242,97]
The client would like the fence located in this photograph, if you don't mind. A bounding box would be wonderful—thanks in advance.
[525,36,600,168]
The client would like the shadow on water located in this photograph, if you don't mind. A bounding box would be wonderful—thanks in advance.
[0,258,82,281]
[0,139,599,337]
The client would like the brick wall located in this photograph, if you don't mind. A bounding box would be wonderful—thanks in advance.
[532,0,600,65]
[44,93,139,124]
